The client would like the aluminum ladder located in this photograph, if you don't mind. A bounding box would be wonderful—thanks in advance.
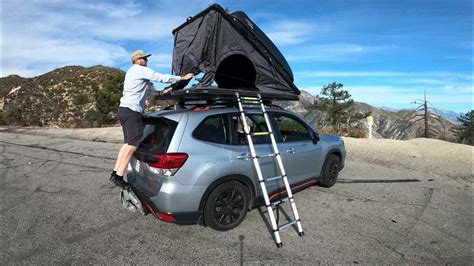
[236,92,304,248]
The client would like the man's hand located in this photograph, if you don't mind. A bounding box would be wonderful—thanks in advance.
[181,73,195,80]
[159,87,173,96]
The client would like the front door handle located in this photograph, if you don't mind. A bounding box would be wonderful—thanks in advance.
[237,153,252,160]
[286,148,296,154]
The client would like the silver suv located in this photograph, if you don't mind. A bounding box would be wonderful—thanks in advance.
[124,105,345,231]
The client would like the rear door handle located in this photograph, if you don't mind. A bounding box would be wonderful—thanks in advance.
[286,148,296,154]
[237,153,252,160]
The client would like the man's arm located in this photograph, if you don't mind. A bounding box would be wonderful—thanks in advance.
[141,66,194,84]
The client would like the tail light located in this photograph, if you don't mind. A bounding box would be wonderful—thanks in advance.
[147,153,188,177]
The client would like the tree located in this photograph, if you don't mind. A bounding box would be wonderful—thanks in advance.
[405,92,445,139]
[94,72,125,125]
[452,110,473,145]
[310,82,368,134]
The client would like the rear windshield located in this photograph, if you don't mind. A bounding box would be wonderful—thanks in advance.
[138,117,178,153]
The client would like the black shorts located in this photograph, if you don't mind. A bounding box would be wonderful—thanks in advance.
[118,107,144,147]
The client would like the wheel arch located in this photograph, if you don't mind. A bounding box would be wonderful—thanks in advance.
[198,174,256,212]
[320,148,343,175]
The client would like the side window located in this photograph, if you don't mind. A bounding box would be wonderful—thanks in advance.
[193,114,228,144]
[232,113,271,145]
[273,113,312,142]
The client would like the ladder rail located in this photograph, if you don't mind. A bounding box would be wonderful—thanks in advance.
[236,92,282,245]
[236,92,304,248]
[259,98,304,234]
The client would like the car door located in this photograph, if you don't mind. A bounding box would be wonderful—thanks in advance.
[270,111,323,186]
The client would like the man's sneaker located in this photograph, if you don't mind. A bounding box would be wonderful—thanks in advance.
[109,173,129,189]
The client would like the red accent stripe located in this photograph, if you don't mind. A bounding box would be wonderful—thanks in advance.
[145,204,160,220]
[269,180,317,201]
[145,204,176,223]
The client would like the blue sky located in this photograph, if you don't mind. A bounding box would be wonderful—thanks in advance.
[1,0,472,113]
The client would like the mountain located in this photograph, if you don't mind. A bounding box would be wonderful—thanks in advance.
[382,106,462,124]
[0,65,458,140]
[0,66,124,127]
[277,92,457,140]
[432,108,462,124]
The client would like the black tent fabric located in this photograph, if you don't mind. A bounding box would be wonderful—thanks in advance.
[171,4,300,101]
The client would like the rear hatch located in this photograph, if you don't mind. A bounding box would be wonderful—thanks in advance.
[129,115,186,196]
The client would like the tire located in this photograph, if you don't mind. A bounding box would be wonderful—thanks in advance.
[204,181,250,231]
[318,154,341,188]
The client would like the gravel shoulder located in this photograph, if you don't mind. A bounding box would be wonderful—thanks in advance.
[1,126,472,183]
[343,137,472,183]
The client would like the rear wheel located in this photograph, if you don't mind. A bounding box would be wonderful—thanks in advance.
[204,181,250,231]
[318,154,341,188]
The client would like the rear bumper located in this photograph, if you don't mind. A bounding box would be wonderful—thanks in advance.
[127,178,203,225]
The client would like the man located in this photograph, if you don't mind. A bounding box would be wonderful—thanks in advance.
[110,50,194,188]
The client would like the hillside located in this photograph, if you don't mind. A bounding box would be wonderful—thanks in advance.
[276,92,457,140]
[0,65,457,140]
[0,66,124,127]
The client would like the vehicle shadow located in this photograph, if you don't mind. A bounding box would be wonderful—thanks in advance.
[337,178,420,183]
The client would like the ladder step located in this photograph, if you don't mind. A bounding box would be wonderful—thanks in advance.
[256,153,276,159]
[252,132,271,136]
[266,175,284,182]
[271,196,289,206]
[240,96,259,101]
[278,220,297,231]
[241,100,260,105]
[241,110,263,114]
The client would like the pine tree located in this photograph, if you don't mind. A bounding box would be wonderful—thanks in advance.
[452,110,473,145]
[311,82,368,133]
[313,82,351,130]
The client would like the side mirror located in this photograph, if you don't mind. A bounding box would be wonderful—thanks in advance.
[312,132,320,144]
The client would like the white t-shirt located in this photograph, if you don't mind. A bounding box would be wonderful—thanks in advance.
[119,64,181,113]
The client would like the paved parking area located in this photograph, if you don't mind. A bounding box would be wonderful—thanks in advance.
[0,133,472,264]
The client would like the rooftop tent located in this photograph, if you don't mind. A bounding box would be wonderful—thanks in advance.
[171,4,300,101]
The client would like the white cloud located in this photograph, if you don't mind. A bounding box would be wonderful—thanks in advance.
[2,36,128,77]
[286,43,391,62]
[0,0,187,77]
[265,21,329,46]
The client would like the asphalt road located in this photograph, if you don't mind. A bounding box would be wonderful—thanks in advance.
[0,132,472,264]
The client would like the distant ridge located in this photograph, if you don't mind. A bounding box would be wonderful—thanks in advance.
[0,65,458,140]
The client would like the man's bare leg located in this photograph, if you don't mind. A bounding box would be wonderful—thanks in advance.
[113,144,128,172]
[116,144,137,176]
[110,144,137,188]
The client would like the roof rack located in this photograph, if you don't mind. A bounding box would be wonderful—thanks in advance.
[156,87,291,110]
[157,87,297,104]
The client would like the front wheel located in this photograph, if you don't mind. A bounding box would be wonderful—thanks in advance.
[204,181,250,231]
[318,154,341,188]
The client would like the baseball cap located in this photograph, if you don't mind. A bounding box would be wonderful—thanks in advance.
[131,50,151,63]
